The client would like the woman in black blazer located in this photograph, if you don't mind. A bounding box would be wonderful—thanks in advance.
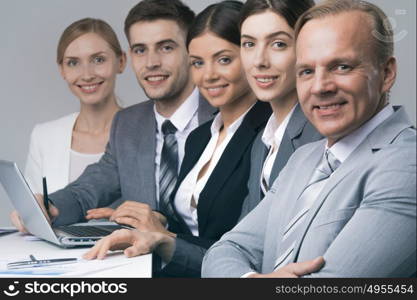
[84,1,271,277]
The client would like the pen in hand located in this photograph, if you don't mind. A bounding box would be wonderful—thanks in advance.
[42,177,49,211]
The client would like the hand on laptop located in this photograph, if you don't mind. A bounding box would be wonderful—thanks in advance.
[85,207,115,220]
[247,256,325,278]
[10,193,59,233]
[106,201,168,232]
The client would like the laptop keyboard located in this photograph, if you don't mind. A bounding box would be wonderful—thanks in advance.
[56,225,123,237]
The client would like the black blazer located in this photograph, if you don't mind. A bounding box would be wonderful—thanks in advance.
[159,101,271,277]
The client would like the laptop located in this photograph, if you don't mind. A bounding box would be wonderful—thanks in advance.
[0,160,125,247]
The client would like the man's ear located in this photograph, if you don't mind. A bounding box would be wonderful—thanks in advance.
[381,56,397,94]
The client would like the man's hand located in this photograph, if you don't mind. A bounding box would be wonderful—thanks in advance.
[108,201,170,234]
[85,208,115,220]
[10,193,59,233]
[83,229,169,260]
[249,257,325,278]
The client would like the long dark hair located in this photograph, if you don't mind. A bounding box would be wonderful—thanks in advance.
[186,0,243,48]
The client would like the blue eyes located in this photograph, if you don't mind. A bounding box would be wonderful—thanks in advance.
[241,41,254,48]
[65,56,105,67]
[66,60,78,67]
[272,41,287,49]
[241,40,287,49]
[191,57,232,69]
[132,45,174,55]
[335,64,352,71]
[191,60,204,68]
[93,56,105,64]
[218,57,231,65]
[298,69,313,77]
[297,64,353,77]
[133,47,145,55]
[161,45,173,53]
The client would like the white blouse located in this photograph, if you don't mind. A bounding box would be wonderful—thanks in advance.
[69,150,103,183]
[174,105,253,236]
[260,105,296,194]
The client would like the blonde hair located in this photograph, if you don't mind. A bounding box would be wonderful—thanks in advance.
[57,18,123,64]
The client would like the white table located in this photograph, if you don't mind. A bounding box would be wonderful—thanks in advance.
[0,233,152,277]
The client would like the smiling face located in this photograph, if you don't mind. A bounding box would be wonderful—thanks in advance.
[60,32,125,106]
[240,11,297,104]
[188,32,253,110]
[128,19,193,103]
[295,11,396,146]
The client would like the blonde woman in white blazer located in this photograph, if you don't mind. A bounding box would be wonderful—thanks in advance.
[23,18,126,194]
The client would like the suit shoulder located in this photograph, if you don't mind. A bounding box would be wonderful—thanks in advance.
[117,100,153,118]
[375,133,416,166]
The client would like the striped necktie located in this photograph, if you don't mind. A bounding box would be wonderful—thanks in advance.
[158,120,178,219]
[273,149,340,270]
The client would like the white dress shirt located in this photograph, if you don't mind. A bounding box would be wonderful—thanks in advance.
[174,105,253,236]
[154,87,200,203]
[260,105,296,193]
[327,105,394,163]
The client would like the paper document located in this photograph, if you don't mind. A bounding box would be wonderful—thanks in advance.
[0,252,135,277]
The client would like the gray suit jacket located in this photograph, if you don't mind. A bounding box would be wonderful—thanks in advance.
[239,103,322,219]
[50,95,215,226]
[202,106,416,277]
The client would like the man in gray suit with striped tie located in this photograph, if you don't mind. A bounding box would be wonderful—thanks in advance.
[11,0,215,231]
[202,0,416,278]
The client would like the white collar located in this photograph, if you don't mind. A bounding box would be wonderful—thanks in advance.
[154,87,199,133]
[210,103,255,136]
[327,105,394,163]
[262,104,296,148]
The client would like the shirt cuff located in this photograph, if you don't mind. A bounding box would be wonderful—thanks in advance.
[241,271,257,278]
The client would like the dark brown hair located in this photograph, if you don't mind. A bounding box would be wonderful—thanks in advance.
[240,0,315,29]
[124,0,195,42]
[186,0,243,48]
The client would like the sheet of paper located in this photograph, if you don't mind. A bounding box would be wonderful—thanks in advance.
[0,252,134,277]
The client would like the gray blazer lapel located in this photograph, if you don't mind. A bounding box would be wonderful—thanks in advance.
[291,106,414,261]
[269,131,294,186]
[263,141,324,272]
[269,104,318,186]
[252,131,268,196]
[132,101,157,207]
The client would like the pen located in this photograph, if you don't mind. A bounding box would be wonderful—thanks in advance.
[42,177,49,210]
[7,255,77,270]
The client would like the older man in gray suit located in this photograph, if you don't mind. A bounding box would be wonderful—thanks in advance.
[11,0,215,231]
[202,0,416,278]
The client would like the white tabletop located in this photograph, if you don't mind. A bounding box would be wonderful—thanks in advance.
[0,233,152,277]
